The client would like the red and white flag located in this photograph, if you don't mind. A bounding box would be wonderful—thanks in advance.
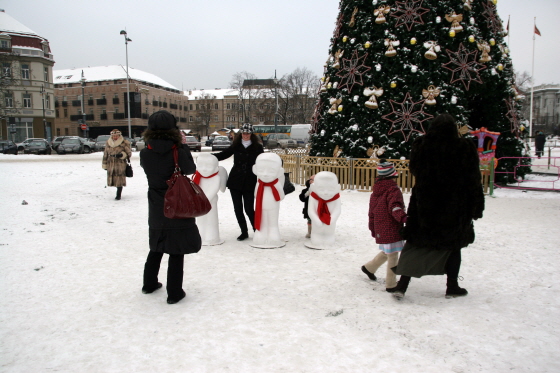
[534,24,541,36]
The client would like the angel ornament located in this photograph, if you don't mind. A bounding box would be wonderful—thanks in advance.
[349,7,359,27]
[367,145,385,160]
[463,0,472,11]
[445,12,464,33]
[194,154,228,246]
[424,41,441,60]
[320,76,330,93]
[477,41,492,63]
[332,50,344,69]
[327,97,342,115]
[422,85,440,106]
[384,39,400,57]
[374,5,391,24]
[364,86,384,109]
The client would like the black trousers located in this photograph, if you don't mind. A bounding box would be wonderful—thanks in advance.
[398,249,462,291]
[143,251,184,298]
[230,188,255,233]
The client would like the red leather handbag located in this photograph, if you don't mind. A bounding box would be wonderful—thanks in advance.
[164,147,211,219]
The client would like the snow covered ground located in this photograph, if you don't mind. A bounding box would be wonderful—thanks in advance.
[1,150,559,373]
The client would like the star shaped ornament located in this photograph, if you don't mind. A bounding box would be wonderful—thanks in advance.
[335,50,372,93]
[381,93,434,141]
[442,43,486,90]
[391,0,430,31]
[504,98,521,135]
[481,1,504,34]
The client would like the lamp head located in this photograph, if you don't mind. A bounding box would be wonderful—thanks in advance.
[120,30,127,35]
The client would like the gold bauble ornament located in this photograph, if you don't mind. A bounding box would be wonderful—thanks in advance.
[410,38,417,45]
[492,0,497,4]
[337,105,343,112]
[364,41,372,48]
[469,35,475,43]
[497,63,504,71]
[390,82,397,88]
[449,30,456,37]
[490,38,496,46]
[343,36,348,42]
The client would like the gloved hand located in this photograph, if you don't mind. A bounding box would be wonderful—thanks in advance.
[102,165,107,170]
[115,153,123,158]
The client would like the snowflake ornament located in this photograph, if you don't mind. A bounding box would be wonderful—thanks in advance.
[442,43,486,90]
[504,98,521,135]
[390,0,430,31]
[381,93,434,141]
[335,50,372,92]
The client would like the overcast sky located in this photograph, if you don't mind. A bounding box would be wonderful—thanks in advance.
[3,0,559,90]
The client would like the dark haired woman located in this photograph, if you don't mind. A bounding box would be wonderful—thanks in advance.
[393,113,485,299]
[213,123,264,241]
[102,129,132,200]
[140,110,201,304]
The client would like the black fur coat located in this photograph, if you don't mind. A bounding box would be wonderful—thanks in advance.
[401,122,485,251]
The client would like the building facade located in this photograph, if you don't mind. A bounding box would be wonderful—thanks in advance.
[0,10,55,142]
[531,84,560,135]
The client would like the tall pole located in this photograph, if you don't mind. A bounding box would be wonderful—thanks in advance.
[40,84,47,140]
[274,70,278,135]
[529,18,536,138]
[120,30,132,138]
[81,70,87,138]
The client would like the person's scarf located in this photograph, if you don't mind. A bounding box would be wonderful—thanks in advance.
[310,192,340,225]
[192,170,219,185]
[254,178,281,231]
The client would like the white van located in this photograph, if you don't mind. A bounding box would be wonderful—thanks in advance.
[290,124,312,146]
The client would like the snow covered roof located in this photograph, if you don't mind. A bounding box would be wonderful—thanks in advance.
[184,88,239,100]
[53,66,178,91]
[0,10,39,36]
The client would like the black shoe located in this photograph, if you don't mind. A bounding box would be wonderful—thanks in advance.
[391,279,410,300]
[361,266,377,281]
[386,286,399,293]
[445,285,468,299]
[167,290,186,304]
[142,282,162,294]
[237,232,249,241]
[115,196,121,200]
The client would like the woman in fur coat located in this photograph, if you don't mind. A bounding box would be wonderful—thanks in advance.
[393,114,485,299]
[140,111,201,304]
[102,129,132,200]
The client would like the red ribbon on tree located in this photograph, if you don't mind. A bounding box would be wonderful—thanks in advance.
[254,178,281,231]
[191,170,219,185]
[310,192,340,225]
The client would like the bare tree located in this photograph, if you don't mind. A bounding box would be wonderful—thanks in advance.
[193,92,216,136]
[277,67,320,124]
[229,71,276,124]
[514,70,533,120]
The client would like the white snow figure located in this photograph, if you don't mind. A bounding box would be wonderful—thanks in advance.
[194,153,228,246]
[251,153,285,248]
[305,171,341,250]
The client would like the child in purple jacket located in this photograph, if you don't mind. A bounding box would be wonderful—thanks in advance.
[361,160,407,292]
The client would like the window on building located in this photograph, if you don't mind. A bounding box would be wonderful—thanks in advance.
[259,116,263,122]
[44,66,48,82]
[1,40,9,49]
[55,109,59,117]
[190,104,193,110]
[231,116,235,121]
[115,107,119,113]
[5,94,13,107]
[214,115,218,121]
[64,128,69,135]
[101,93,106,99]
[64,109,68,117]
[2,62,10,76]
[46,95,50,109]
[226,103,230,110]
[102,109,106,114]
[226,116,230,121]
[114,93,118,98]
[189,116,193,122]
[56,128,60,136]
[196,104,199,110]
[21,64,30,79]
[23,93,31,108]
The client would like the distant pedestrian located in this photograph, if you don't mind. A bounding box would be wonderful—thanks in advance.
[361,160,407,292]
[535,131,546,158]
[102,129,131,200]
[393,114,485,299]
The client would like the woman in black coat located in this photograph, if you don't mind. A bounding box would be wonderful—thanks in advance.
[140,111,201,304]
[394,114,485,299]
[213,123,264,241]
[535,131,546,158]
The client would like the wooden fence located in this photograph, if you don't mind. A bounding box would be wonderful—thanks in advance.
[270,149,492,194]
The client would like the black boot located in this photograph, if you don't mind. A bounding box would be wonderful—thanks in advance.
[237,231,249,241]
[445,279,468,298]
[115,187,123,200]
[361,266,377,281]
[391,276,411,300]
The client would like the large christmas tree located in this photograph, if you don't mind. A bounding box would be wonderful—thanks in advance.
[310,0,526,181]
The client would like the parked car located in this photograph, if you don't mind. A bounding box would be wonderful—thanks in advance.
[211,136,232,151]
[0,140,18,155]
[51,136,67,151]
[135,138,146,151]
[94,135,111,152]
[24,139,52,155]
[16,138,45,153]
[57,137,91,154]
[125,137,136,147]
[266,133,298,149]
[205,137,214,146]
[184,136,201,152]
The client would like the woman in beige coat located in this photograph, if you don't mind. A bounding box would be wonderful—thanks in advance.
[102,129,132,200]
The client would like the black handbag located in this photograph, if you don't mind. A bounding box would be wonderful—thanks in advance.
[125,159,133,177]
[283,172,295,195]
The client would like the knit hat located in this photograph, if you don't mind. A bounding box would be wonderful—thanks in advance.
[241,123,253,134]
[110,129,122,136]
[148,110,177,131]
[377,160,397,177]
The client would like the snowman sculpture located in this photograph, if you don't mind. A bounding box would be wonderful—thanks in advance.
[193,153,228,245]
[305,171,341,250]
[251,153,286,249]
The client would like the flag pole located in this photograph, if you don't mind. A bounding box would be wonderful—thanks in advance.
[529,17,536,138]
[507,15,510,46]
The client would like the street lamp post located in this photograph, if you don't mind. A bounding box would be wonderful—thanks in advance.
[273,70,279,136]
[120,30,132,138]
[80,70,87,138]
[40,84,47,140]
